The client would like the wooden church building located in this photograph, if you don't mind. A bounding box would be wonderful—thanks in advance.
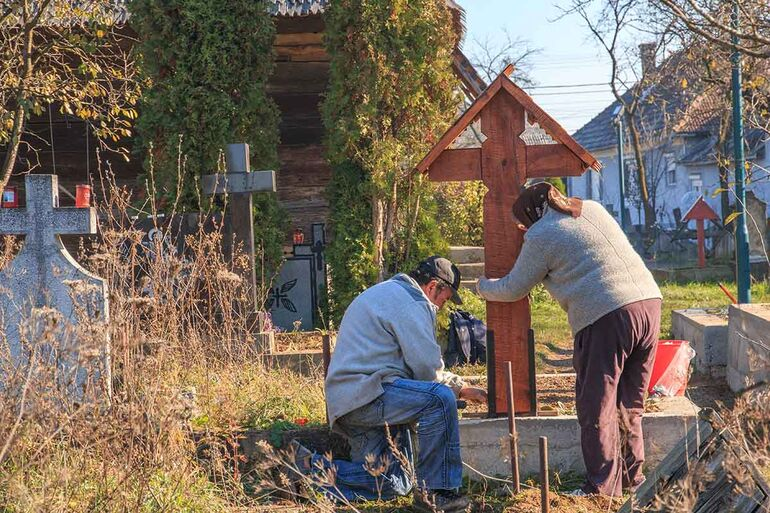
[0,0,484,240]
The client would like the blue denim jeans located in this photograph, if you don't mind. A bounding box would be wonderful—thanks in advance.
[316,378,463,502]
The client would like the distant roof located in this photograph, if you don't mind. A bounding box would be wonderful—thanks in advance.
[269,0,328,17]
[572,52,705,152]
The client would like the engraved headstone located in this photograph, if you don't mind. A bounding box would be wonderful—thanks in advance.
[0,174,110,396]
[267,224,326,331]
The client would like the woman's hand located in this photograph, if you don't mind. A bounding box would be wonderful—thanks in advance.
[459,386,488,404]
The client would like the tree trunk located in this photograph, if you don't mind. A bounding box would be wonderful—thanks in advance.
[625,112,655,231]
[717,110,732,223]
[372,193,386,282]
[0,24,35,194]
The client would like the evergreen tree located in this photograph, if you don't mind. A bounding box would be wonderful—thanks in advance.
[132,0,286,271]
[323,0,459,321]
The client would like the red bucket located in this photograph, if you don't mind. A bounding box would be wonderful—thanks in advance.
[647,340,695,397]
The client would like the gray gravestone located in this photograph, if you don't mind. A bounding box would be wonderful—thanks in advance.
[201,143,276,311]
[0,174,110,396]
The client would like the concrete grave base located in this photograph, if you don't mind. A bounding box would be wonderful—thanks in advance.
[671,308,728,377]
[727,303,770,392]
[459,396,699,480]
[268,350,324,375]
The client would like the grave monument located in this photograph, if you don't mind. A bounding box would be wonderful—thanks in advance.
[416,66,600,414]
[0,174,110,396]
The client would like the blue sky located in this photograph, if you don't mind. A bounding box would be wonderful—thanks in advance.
[460,0,617,134]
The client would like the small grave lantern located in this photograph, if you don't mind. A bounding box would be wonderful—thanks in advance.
[293,228,305,245]
[1,186,18,208]
[76,185,92,208]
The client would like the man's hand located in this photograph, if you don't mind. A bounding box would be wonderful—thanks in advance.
[459,386,488,404]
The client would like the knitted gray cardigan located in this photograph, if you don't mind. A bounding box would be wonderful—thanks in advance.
[477,200,661,335]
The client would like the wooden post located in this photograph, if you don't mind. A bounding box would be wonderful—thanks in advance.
[486,330,496,417]
[540,436,550,513]
[506,361,521,494]
[696,218,706,268]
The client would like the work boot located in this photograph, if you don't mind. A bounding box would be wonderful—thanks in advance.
[413,488,470,512]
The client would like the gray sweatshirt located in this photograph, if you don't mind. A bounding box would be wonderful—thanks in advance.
[477,200,661,336]
[325,273,463,428]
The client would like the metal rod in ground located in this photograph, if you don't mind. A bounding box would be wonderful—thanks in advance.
[505,361,521,494]
[540,436,550,513]
[322,334,332,378]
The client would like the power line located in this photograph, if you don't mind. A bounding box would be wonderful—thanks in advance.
[523,82,610,90]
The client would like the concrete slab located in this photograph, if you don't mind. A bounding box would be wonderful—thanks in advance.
[449,246,484,264]
[459,396,699,480]
[671,308,728,377]
[727,303,770,392]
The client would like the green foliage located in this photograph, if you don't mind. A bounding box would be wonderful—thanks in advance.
[132,0,286,273]
[322,0,460,320]
[325,162,378,320]
[436,181,486,246]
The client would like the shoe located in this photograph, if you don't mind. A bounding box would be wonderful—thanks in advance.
[279,440,314,498]
[566,488,591,497]
[413,489,470,512]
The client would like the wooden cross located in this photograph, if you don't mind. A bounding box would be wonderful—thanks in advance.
[682,196,719,269]
[416,67,600,414]
[202,143,276,310]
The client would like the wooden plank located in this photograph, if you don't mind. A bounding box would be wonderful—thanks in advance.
[425,148,481,182]
[480,93,533,414]
[500,78,601,172]
[274,32,324,46]
[267,62,330,94]
[415,79,502,174]
[620,410,770,513]
[525,144,586,177]
[275,15,325,35]
[275,44,329,62]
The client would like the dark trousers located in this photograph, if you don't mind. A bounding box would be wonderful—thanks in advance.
[573,298,661,496]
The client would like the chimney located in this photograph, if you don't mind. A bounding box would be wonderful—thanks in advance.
[639,43,657,76]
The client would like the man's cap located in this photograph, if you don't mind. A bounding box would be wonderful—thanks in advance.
[418,255,463,305]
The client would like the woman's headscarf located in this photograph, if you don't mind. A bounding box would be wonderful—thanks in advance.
[512,182,583,228]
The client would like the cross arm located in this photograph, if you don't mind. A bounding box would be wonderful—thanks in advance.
[202,171,276,195]
[51,207,98,235]
[423,148,482,182]
[525,144,587,178]
[0,210,30,234]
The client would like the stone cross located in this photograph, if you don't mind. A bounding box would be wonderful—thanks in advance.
[683,196,719,268]
[416,67,600,414]
[0,174,110,395]
[202,143,276,311]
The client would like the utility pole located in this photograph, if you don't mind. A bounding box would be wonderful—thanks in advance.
[732,0,751,303]
[613,105,627,229]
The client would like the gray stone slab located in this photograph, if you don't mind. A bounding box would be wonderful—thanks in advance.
[671,308,729,377]
[727,303,770,392]
[459,396,699,480]
[0,174,110,396]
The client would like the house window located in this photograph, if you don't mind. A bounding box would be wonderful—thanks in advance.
[665,153,676,185]
[688,172,703,193]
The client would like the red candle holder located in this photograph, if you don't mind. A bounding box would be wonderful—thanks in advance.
[293,228,305,245]
[1,186,18,208]
[76,184,91,208]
